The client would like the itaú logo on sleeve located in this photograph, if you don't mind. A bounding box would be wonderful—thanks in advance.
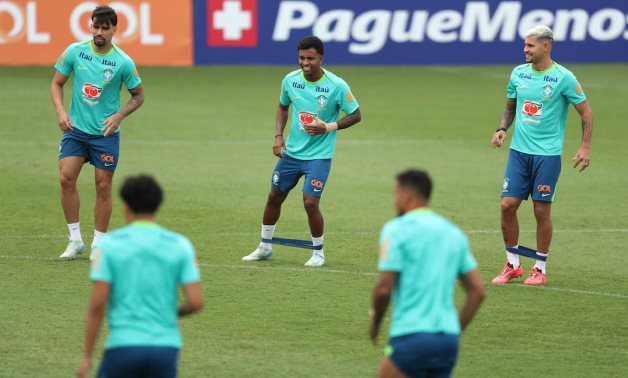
[208,0,257,46]
[272,1,628,55]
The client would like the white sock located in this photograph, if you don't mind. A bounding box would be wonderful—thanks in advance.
[312,235,324,257]
[260,224,275,249]
[93,230,106,247]
[506,245,520,268]
[534,252,548,273]
[68,222,82,241]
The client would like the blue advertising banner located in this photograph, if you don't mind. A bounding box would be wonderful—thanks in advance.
[194,0,628,65]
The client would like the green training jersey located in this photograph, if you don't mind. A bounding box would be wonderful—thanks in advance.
[378,209,477,337]
[507,62,586,156]
[279,68,359,160]
[90,221,200,349]
[55,41,141,135]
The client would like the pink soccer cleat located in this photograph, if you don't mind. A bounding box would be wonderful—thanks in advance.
[491,261,523,284]
[523,268,547,285]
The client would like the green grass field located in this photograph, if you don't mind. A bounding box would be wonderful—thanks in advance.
[0,64,627,377]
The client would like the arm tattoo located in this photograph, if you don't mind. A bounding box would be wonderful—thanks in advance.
[499,98,516,130]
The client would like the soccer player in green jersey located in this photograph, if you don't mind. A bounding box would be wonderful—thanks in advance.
[370,169,485,378]
[51,5,144,261]
[78,175,202,378]
[491,26,593,285]
[242,36,362,266]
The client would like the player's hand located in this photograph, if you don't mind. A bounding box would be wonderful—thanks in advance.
[57,110,73,132]
[101,112,124,137]
[303,117,326,136]
[273,135,285,158]
[573,146,591,172]
[491,130,506,148]
[77,357,90,378]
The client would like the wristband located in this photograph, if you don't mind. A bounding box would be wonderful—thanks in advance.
[275,134,283,138]
[325,122,339,132]
[495,127,507,133]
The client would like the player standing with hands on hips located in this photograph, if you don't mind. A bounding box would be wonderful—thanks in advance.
[51,5,144,260]
[491,25,593,285]
[242,36,362,267]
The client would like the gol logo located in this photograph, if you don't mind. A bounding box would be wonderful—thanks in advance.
[299,111,316,124]
[522,100,542,117]
[82,83,102,99]
[311,179,324,190]
[101,154,115,165]
[537,184,552,193]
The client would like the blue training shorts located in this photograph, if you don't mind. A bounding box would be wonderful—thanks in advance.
[501,149,561,202]
[271,154,332,198]
[97,346,179,378]
[58,128,120,172]
[387,332,460,378]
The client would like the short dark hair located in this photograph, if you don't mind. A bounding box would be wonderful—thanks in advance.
[120,175,163,214]
[298,36,324,55]
[396,169,432,201]
[92,5,117,26]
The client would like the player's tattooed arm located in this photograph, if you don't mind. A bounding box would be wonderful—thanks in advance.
[499,98,517,130]
[492,99,516,148]
[572,100,593,172]
[101,85,144,136]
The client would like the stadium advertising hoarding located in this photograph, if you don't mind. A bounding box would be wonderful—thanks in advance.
[0,0,192,65]
[194,0,628,64]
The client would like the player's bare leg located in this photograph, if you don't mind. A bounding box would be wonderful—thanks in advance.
[492,196,524,283]
[59,156,86,259]
[243,189,288,261]
[94,168,114,233]
[303,193,325,266]
[377,357,406,378]
[60,156,84,224]
[524,200,552,285]
[262,189,288,225]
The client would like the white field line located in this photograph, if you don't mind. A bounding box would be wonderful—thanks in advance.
[2,228,627,240]
[0,255,626,300]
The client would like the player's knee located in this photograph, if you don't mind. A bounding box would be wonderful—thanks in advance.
[95,180,112,197]
[500,200,518,215]
[533,205,551,221]
[267,190,287,206]
[303,197,319,213]
[59,174,77,189]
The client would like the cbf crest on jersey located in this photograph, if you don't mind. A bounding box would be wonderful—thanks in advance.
[103,68,114,83]
[542,84,554,100]
[317,94,327,110]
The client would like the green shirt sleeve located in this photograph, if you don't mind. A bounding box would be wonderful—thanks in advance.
[338,79,359,115]
[179,237,201,285]
[378,222,403,272]
[54,44,75,77]
[562,73,587,105]
[506,69,517,99]
[458,235,478,276]
[279,77,291,106]
[123,59,142,90]
[89,241,113,283]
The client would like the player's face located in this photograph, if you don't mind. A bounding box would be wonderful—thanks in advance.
[523,36,548,64]
[91,21,116,48]
[298,48,323,79]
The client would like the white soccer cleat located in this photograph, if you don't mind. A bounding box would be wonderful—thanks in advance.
[242,245,273,261]
[59,239,86,260]
[304,253,325,267]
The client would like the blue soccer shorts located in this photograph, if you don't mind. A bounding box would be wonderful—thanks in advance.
[97,346,179,378]
[501,149,561,202]
[58,128,120,172]
[386,332,460,378]
[271,154,332,198]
